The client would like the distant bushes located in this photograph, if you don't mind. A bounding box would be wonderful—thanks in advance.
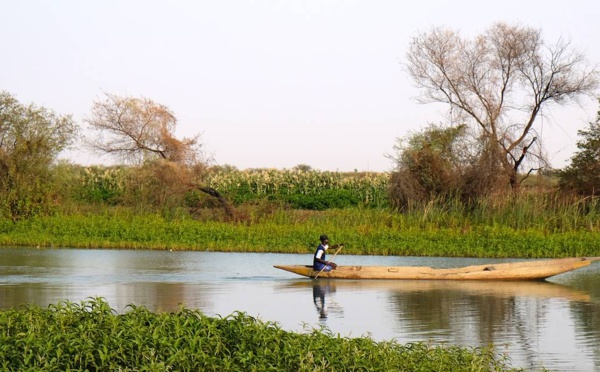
[274,189,361,210]
[43,165,390,213]
[557,100,600,196]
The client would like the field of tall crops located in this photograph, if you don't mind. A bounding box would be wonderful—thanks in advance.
[70,165,390,208]
[0,298,521,371]
[205,168,389,208]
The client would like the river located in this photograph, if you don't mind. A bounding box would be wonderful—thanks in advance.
[1,247,599,371]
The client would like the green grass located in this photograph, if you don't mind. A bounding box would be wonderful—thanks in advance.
[0,298,523,371]
[0,206,599,258]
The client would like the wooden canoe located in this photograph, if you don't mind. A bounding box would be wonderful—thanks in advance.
[274,257,600,280]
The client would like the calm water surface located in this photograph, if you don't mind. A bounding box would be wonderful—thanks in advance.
[1,247,600,371]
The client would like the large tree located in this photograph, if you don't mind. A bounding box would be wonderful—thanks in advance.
[86,93,202,165]
[406,22,598,187]
[0,91,78,219]
[85,93,234,217]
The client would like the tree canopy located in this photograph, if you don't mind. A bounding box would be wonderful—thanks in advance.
[0,91,78,219]
[558,99,600,195]
[406,22,598,187]
[85,93,204,166]
[85,93,237,217]
[388,123,506,208]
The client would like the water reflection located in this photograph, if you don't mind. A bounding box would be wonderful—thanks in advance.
[312,281,343,320]
[280,278,595,370]
[2,248,600,371]
[385,280,590,340]
[312,282,329,319]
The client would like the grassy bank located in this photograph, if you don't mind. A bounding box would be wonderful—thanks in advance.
[0,298,522,371]
[1,206,599,258]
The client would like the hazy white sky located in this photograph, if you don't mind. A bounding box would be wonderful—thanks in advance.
[2,0,598,171]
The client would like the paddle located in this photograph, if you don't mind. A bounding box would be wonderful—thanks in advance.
[314,244,343,279]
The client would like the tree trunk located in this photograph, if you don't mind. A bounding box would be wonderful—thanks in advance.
[198,186,235,218]
[509,137,537,189]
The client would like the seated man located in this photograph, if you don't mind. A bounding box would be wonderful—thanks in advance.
[313,234,338,272]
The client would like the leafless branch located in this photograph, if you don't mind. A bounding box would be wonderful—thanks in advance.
[405,22,599,187]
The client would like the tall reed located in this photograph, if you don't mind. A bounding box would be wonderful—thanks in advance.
[1,204,598,258]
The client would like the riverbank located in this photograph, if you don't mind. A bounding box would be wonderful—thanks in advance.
[0,298,522,371]
[1,207,599,258]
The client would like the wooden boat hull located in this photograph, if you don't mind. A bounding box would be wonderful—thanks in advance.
[274,257,600,280]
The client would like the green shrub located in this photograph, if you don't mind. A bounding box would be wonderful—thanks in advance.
[276,189,361,210]
[0,298,522,371]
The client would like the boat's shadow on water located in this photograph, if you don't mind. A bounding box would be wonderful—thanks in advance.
[278,278,591,302]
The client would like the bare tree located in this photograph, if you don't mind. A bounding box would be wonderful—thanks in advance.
[406,22,598,187]
[86,93,202,165]
[86,93,234,217]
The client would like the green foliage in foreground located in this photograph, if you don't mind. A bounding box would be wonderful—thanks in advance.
[1,206,599,258]
[0,298,521,371]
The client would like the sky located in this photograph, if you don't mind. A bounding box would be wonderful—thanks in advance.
[1,0,599,172]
